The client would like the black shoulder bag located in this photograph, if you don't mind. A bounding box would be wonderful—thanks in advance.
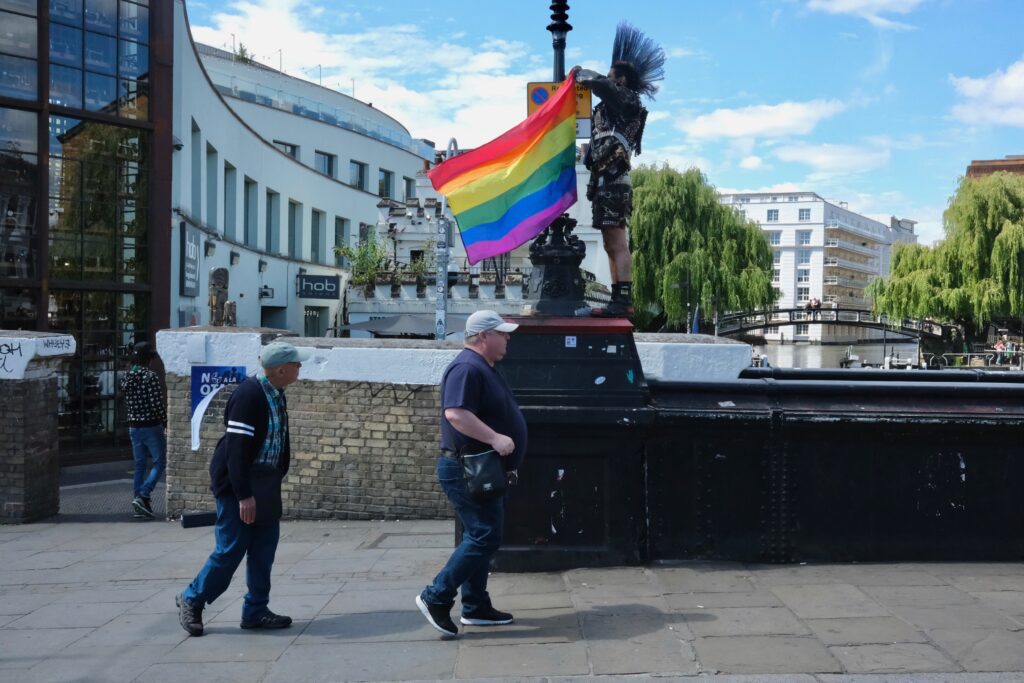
[462,449,507,502]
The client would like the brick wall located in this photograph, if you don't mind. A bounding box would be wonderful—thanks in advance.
[1,360,61,523]
[166,375,450,520]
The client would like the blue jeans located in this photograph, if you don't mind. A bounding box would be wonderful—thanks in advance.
[182,495,280,622]
[421,455,504,616]
[130,425,166,499]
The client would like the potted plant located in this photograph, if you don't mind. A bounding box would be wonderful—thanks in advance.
[335,235,389,298]
[408,238,436,299]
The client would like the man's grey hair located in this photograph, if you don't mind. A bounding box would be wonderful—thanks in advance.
[464,333,481,345]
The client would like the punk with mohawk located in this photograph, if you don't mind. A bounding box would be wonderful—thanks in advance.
[572,22,665,317]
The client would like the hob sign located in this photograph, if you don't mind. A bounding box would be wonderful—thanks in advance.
[297,274,340,300]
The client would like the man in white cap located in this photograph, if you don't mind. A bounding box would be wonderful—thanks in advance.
[177,340,309,637]
[416,310,527,637]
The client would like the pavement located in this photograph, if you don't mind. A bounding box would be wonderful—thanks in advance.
[0,469,1022,682]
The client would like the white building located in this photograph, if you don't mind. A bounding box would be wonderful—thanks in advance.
[170,0,432,335]
[718,192,917,343]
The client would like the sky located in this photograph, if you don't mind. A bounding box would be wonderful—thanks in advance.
[185,0,1024,245]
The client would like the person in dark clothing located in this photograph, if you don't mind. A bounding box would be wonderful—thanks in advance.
[121,341,166,519]
[417,310,527,638]
[572,22,665,317]
[176,340,309,637]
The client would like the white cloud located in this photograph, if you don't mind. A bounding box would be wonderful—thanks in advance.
[678,99,846,140]
[950,57,1024,127]
[805,0,925,30]
[646,111,670,123]
[717,182,806,195]
[774,142,890,174]
[639,144,711,175]
[739,155,764,170]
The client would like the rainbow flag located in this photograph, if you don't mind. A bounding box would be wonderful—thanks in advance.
[428,73,578,265]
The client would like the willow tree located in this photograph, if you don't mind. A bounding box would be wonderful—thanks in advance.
[867,172,1024,337]
[630,165,775,331]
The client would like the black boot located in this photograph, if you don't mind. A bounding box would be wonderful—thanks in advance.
[592,282,634,318]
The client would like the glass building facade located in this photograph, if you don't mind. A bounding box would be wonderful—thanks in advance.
[0,0,170,462]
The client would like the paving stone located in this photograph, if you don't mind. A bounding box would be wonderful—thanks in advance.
[864,585,979,607]
[455,641,589,678]
[137,661,270,683]
[5,549,102,570]
[745,565,846,586]
[7,600,131,628]
[264,641,454,682]
[970,591,1024,618]
[772,583,890,619]
[929,629,1024,671]
[457,607,582,645]
[0,628,92,669]
[949,576,1024,594]
[572,594,670,615]
[805,616,929,645]
[653,567,756,593]
[295,610,439,643]
[827,567,948,587]
[69,611,189,647]
[159,627,299,662]
[686,606,810,637]
[208,592,332,624]
[486,571,567,595]
[19,644,175,683]
[0,592,59,615]
[664,589,784,610]
[582,612,697,675]
[490,590,574,611]
[830,643,959,673]
[321,587,412,614]
[693,635,842,674]
[888,604,1021,631]
[564,567,651,587]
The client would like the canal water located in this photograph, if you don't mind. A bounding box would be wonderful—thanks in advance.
[752,342,919,369]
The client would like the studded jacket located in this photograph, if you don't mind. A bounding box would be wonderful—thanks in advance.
[120,365,166,428]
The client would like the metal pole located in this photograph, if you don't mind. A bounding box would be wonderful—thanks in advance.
[547,3,572,82]
[435,138,458,340]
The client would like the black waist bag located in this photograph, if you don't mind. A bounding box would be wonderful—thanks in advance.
[462,450,506,502]
[250,462,283,524]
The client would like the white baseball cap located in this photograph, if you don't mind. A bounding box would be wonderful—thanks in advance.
[465,310,518,336]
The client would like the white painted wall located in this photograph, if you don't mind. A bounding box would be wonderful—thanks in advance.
[157,330,753,384]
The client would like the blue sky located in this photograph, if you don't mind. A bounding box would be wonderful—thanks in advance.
[186,0,1024,245]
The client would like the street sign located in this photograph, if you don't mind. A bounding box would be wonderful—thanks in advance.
[527,81,592,139]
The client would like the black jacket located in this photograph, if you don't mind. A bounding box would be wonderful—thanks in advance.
[120,365,166,427]
[208,377,291,500]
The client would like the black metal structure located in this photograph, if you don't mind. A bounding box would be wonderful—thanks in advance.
[526,215,587,315]
[717,308,949,339]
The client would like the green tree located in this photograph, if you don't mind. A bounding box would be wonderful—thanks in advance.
[335,233,389,288]
[234,42,254,65]
[867,172,1024,337]
[631,165,776,331]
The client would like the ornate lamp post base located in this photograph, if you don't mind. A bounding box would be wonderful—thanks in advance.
[527,214,588,315]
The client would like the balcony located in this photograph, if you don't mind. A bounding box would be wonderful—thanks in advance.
[826,218,884,242]
[823,256,877,274]
[825,237,878,258]
[823,275,868,289]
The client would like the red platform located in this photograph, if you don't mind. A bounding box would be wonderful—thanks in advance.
[505,316,634,335]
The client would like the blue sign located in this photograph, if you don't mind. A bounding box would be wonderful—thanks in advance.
[190,365,246,414]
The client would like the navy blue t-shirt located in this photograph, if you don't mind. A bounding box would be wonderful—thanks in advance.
[440,348,528,469]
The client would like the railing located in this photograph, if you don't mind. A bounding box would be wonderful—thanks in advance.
[825,237,879,257]
[823,275,868,288]
[825,218,884,242]
[205,67,435,160]
[823,256,878,274]
[718,307,948,338]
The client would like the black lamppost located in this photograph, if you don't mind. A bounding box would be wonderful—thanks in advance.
[528,2,587,316]
[547,2,572,81]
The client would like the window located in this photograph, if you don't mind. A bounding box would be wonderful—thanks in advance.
[799,208,811,222]
[287,200,302,258]
[243,177,257,247]
[797,268,810,284]
[358,222,372,244]
[767,231,781,246]
[404,176,416,201]
[205,143,217,228]
[273,140,298,158]
[736,209,745,220]
[310,210,325,263]
[797,230,812,245]
[773,250,781,265]
[772,268,780,283]
[796,287,810,303]
[314,150,335,177]
[349,160,367,191]
[798,249,811,265]
[766,209,779,223]
[265,190,280,254]
[795,323,810,335]
[378,168,394,198]
[223,162,236,240]
[787,195,799,202]
[334,217,350,266]
[0,9,37,100]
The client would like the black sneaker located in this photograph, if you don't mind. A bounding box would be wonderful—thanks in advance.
[175,592,204,637]
[460,605,513,626]
[240,611,292,630]
[132,496,155,519]
[416,594,458,637]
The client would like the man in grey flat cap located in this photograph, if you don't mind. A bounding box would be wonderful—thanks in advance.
[416,310,528,638]
[177,340,309,637]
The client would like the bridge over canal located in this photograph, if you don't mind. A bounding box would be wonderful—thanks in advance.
[717,307,951,339]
